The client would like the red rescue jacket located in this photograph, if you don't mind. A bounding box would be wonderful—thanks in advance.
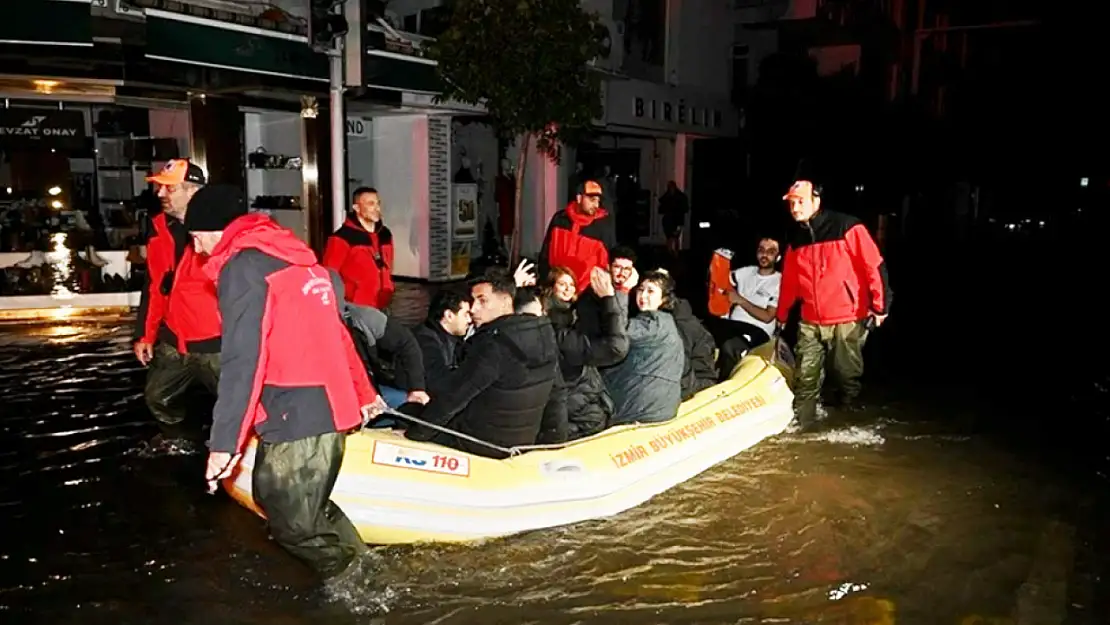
[538,202,614,294]
[776,209,892,326]
[204,214,377,454]
[322,217,395,309]
[135,213,221,352]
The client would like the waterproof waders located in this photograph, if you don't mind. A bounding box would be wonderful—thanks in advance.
[793,320,868,427]
[252,431,367,580]
[145,341,219,434]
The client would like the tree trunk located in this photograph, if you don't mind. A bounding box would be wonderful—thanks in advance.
[510,132,531,264]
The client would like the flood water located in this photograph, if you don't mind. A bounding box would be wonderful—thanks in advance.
[1,243,1107,624]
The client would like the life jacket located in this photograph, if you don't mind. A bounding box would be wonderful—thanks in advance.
[707,248,734,318]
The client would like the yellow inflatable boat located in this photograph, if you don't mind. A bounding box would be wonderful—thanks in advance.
[223,341,795,545]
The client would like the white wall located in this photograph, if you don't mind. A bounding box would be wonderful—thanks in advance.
[366,115,429,279]
[385,0,443,19]
[505,135,575,258]
[346,116,375,199]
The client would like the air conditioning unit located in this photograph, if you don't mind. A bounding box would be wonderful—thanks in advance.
[589,18,624,72]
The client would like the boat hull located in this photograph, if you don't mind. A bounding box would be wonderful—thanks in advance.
[224,345,795,545]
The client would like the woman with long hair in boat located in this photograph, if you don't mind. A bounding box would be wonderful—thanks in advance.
[541,266,630,441]
[603,268,684,426]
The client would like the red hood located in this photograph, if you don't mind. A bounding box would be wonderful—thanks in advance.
[204,214,319,283]
[565,201,608,227]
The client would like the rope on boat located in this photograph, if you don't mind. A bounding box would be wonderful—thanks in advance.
[370,349,787,458]
[369,408,523,456]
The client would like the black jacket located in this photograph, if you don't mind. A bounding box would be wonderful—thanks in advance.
[343,303,425,393]
[546,295,629,439]
[409,320,465,398]
[672,298,718,400]
[405,314,559,458]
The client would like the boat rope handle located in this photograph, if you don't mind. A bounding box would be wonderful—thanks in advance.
[370,408,522,456]
[370,357,785,458]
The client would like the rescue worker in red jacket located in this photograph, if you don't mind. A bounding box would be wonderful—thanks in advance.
[322,186,395,310]
[185,185,387,585]
[776,180,892,429]
[133,159,222,439]
[538,179,616,293]
[538,180,616,339]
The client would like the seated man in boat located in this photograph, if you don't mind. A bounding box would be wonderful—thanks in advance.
[342,302,429,411]
[713,237,782,381]
[514,286,570,444]
[604,269,685,426]
[410,289,472,399]
[404,270,559,459]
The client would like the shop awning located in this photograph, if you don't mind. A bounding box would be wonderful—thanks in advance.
[0,0,93,48]
[362,50,441,94]
[144,9,327,83]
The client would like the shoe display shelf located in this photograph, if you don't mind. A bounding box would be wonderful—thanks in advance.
[244,111,306,242]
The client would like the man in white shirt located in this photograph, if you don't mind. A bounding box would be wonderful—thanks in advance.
[715,237,782,380]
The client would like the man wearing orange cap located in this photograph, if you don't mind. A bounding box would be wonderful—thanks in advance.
[538,179,616,336]
[134,159,223,442]
[776,180,892,428]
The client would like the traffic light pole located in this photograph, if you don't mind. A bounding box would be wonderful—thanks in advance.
[328,41,347,232]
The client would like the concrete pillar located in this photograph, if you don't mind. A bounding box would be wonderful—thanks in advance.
[188,96,243,188]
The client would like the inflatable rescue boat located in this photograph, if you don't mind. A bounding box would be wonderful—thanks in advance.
[223,340,796,545]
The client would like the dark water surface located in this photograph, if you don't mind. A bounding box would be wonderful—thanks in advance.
[0,248,1107,625]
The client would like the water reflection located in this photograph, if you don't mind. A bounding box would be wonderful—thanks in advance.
[0,316,1103,624]
[44,232,75,300]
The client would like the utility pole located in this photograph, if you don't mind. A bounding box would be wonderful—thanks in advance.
[308,0,351,231]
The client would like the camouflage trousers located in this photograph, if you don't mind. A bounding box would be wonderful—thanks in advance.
[793,320,868,427]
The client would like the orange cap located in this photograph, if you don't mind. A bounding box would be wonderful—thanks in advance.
[783,180,814,200]
[581,180,603,196]
[146,159,207,185]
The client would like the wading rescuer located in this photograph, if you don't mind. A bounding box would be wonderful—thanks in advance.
[186,185,387,585]
[777,180,891,429]
[133,160,221,441]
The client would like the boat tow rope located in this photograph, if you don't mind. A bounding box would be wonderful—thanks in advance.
[366,408,569,457]
[367,352,785,458]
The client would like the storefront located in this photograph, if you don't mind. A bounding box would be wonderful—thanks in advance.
[0,1,343,313]
[586,78,739,247]
[0,92,194,312]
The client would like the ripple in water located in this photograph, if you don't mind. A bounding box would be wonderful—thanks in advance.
[0,317,1102,624]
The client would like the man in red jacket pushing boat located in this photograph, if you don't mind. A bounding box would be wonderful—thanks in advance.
[776,180,892,429]
[185,185,387,584]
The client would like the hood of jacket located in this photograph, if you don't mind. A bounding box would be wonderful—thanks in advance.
[204,214,319,283]
[544,297,576,331]
[564,201,608,228]
[671,297,696,320]
[478,313,559,369]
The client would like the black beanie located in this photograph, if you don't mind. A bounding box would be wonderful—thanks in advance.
[183,184,248,232]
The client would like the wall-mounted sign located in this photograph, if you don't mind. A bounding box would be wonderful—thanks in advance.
[346,117,370,138]
[452,183,478,241]
[604,79,738,137]
[633,97,723,129]
[0,109,86,148]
